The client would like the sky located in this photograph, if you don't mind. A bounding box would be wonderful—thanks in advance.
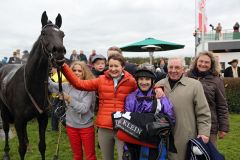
[0,0,239,60]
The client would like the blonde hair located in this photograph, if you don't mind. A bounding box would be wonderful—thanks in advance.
[70,61,95,80]
[191,51,220,76]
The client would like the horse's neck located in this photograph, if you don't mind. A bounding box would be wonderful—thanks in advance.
[25,43,49,84]
[21,42,49,111]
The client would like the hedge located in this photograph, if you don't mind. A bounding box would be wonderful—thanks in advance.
[223,78,240,113]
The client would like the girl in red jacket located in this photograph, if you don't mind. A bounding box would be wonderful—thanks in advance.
[62,54,137,160]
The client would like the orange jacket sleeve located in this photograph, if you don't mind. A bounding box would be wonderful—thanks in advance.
[62,63,99,91]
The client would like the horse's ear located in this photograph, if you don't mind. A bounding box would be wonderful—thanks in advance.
[55,14,62,28]
[41,11,48,28]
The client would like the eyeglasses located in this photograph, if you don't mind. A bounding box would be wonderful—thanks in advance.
[73,69,82,72]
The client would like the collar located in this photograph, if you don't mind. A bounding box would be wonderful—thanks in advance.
[166,75,187,86]
[113,72,124,80]
[188,70,214,79]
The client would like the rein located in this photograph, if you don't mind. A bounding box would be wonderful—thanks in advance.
[23,24,64,115]
[24,64,44,114]
[23,34,55,114]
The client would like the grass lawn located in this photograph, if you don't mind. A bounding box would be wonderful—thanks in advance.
[0,114,239,160]
[218,114,240,159]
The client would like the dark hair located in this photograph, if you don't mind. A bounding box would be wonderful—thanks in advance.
[108,54,125,67]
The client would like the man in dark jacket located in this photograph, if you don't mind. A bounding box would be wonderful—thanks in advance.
[8,52,22,64]
[79,50,88,64]
[224,59,240,78]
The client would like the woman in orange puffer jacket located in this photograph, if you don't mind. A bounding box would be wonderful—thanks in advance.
[62,54,137,160]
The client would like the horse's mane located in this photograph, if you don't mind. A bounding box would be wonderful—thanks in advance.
[29,36,41,56]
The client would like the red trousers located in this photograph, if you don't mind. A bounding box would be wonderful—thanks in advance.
[66,125,96,160]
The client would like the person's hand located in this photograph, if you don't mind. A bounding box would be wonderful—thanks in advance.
[58,92,71,104]
[155,87,165,98]
[218,131,227,139]
[197,135,209,144]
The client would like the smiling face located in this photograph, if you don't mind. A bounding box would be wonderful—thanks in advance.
[168,58,185,81]
[196,55,211,72]
[137,77,152,92]
[108,59,124,78]
[72,64,84,79]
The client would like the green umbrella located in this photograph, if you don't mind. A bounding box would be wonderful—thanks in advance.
[121,37,184,52]
[120,37,185,64]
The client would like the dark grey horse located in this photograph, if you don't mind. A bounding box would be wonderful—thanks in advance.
[0,11,66,160]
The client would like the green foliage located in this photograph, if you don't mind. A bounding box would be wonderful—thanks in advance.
[0,115,239,159]
[223,78,240,113]
[218,114,240,159]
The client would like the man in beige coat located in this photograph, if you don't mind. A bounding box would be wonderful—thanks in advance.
[154,57,211,160]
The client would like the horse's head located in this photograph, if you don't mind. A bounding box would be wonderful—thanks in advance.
[40,11,66,66]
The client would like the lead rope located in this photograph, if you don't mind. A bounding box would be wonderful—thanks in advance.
[53,121,63,160]
[53,66,66,160]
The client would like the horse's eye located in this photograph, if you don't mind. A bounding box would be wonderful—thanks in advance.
[62,32,65,38]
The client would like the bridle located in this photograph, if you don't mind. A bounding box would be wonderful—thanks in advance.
[24,23,64,114]
[40,23,62,68]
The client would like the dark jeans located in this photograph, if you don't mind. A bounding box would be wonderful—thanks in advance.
[51,106,59,131]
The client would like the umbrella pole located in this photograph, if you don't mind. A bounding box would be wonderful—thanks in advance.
[149,51,154,65]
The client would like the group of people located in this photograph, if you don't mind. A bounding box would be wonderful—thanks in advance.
[47,45,229,160]
[69,49,88,64]
[210,22,240,40]
[154,52,229,159]
[69,49,104,67]
[0,49,29,67]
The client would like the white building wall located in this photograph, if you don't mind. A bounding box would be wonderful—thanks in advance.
[212,52,240,68]
[197,41,240,70]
